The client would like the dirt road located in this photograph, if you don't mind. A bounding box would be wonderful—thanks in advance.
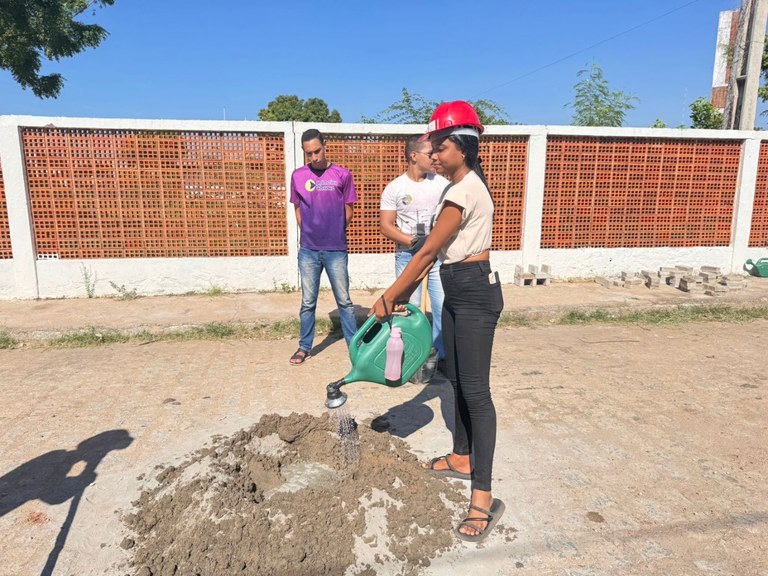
[1,308,766,575]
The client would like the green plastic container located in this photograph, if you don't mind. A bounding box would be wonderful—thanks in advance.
[745,258,768,277]
[345,303,433,387]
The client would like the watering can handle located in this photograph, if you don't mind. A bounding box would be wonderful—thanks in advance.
[350,303,420,351]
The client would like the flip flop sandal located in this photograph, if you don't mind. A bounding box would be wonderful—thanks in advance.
[424,454,471,480]
[455,498,505,543]
[289,349,310,365]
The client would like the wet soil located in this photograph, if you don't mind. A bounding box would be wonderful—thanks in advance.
[123,412,469,576]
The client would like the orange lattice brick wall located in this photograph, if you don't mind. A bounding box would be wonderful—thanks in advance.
[750,141,768,247]
[22,127,288,259]
[543,137,741,248]
[0,159,12,259]
[325,134,409,254]
[325,134,527,254]
[483,136,528,250]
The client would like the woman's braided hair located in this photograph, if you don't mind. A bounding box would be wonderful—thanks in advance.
[448,133,492,199]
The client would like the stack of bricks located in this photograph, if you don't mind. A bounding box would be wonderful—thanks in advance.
[699,266,724,297]
[621,271,645,287]
[640,270,661,289]
[663,265,748,296]
[667,265,695,289]
[595,276,626,288]
[596,265,749,295]
[595,271,652,289]
[514,264,551,287]
[722,274,749,291]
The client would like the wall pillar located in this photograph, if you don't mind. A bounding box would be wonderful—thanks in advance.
[520,129,548,269]
[0,120,38,298]
[731,136,760,272]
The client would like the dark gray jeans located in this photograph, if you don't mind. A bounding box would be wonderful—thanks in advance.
[440,260,503,491]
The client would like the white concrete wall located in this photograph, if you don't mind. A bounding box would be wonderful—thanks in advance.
[1,116,767,299]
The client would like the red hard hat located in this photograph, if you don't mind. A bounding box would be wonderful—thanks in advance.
[424,100,484,138]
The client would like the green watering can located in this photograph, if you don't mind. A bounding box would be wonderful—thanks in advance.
[325,303,433,408]
[745,258,768,278]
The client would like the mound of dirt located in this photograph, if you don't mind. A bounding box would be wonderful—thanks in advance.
[123,411,466,576]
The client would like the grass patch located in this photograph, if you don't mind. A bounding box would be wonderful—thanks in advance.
[557,304,768,326]
[0,331,18,349]
[25,303,768,349]
[50,328,133,348]
[498,312,534,328]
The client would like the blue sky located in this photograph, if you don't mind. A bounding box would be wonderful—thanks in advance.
[0,0,754,127]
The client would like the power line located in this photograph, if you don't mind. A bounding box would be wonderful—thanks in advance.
[473,0,708,98]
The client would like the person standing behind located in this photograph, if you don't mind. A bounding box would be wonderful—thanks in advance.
[380,135,449,365]
[289,129,358,365]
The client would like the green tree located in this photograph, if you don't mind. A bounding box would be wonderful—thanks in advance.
[757,35,768,116]
[0,0,116,98]
[361,88,435,123]
[258,95,342,122]
[565,63,637,127]
[362,87,511,125]
[650,118,667,128]
[689,97,723,129]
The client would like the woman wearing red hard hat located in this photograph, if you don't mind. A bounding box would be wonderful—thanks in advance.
[371,100,504,542]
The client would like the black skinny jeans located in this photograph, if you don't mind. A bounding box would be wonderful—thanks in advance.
[439,260,503,492]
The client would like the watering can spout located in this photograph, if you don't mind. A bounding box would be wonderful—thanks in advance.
[325,378,348,409]
[324,304,433,408]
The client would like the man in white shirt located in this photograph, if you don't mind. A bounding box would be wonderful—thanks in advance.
[380,135,449,366]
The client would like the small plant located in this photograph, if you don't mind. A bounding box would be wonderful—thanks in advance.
[80,264,97,298]
[203,284,227,297]
[109,281,139,300]
[0,331,18,349]
[357,282,380,295]
[280,282,297,294]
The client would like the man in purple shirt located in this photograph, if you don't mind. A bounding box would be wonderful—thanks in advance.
[289,129,358,365]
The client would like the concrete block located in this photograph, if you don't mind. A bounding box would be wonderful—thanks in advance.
[700,265,722,275]
[595,277,612,288]
[678,277,702,292]
[514,275,534,287]
[699,272,720,283]
[675,265,695,275]
[658,266,675,277]
[624,276,645,287]
[722,276,748,290]
[644,276,660,289]
[515,264,535,286]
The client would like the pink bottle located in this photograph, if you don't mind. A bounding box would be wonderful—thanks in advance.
[384,327,404,384]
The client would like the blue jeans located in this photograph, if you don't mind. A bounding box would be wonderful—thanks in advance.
[395,251,444,360]
[440,260,503,492]
[298,248,357,352]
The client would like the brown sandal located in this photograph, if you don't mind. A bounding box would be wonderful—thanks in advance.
[424,454,471,480]
[289,349,310,365]
[455,498,505,542]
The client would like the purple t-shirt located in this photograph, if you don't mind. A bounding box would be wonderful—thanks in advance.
[290,163,358,251]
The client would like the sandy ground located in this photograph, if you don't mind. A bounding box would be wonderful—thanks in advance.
[1,281,767,575]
